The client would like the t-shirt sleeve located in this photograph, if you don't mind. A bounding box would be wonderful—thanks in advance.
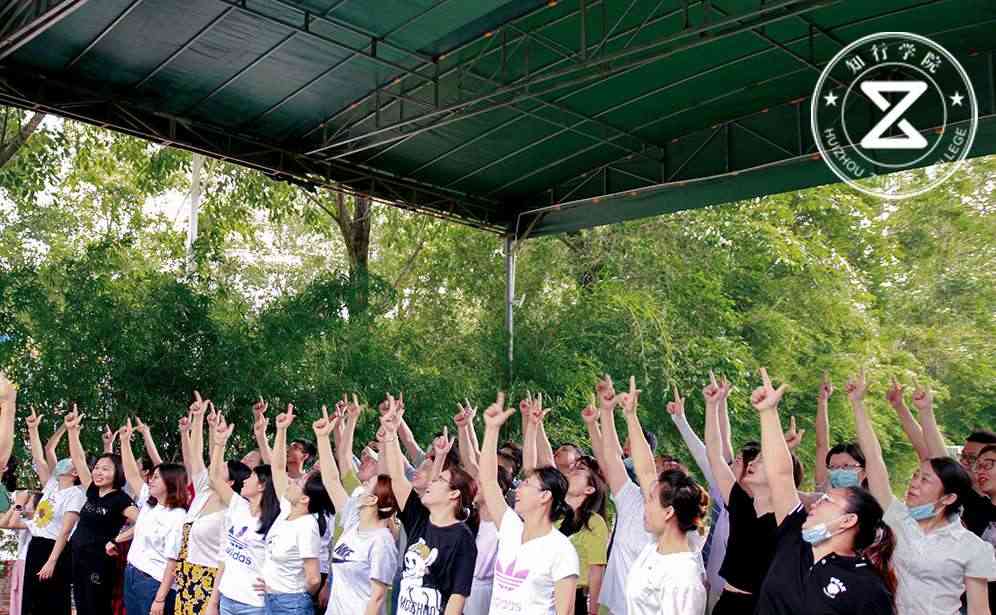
[164,519,184,560]
[551,535,580,581]
[341,470,361,494]
[883,498,907,528]
[774,503,807,543]
[62,487,86,515]
[449,528,477,597]
[964,534,996,580]
[115,490,136,516]
[399,492,429,534]
[136,484,151,510]
[611,480,647,551]
[298,517,321,559]
[369,532,400,585]
[499,507,524,541]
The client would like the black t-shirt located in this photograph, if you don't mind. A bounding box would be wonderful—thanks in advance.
[396,493,477,615]
[960,489,996,609]
[718,482,778,593]
[756,504,895,615]
[70,485,134,552]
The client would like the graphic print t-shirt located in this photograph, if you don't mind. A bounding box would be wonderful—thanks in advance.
[490,508,579,615]
[396,494,477,615]
[28,477,85,540]
[218,494,267,607]
[327,495,399,615]
[70,485,134,552]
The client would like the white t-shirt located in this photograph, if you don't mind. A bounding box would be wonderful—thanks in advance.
[28,478,85,540]
[166,470,225,568]
[625,544,706,615]
[218,494,267,607]
[474,520,499,581]
[326,495,399,615]
[128,485,187,580]
[885,498,996,615]
[600,480,654,615]
[489,508,579,615]
[262,498,321,594]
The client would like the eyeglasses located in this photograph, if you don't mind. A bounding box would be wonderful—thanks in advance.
[517,480,547,493]
[960,453,978,466]
[827,464,864,471]
[974,459,996,472]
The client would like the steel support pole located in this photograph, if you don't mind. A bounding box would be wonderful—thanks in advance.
[504,234,516,384]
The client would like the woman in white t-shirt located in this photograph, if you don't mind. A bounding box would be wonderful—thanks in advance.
[205,413,282,615]
[169,394,252,615]
[0,489,40,615]
[119,419,190,615]
[849,371,996,615]
[22,410,84,615]
[479,392,579,615]
[311,408,400,615]
[256,404,333,615]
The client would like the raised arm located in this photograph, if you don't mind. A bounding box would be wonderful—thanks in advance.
[119,419,147,498]
[581,399,603,462]
[26,408,52,485]
[379,396,413,510]
[910,382,948,459]
[337,395,360,476]
[597,377,629,495]
[427,428,454,484]
[753,368,799,525]
[0,373,17,473]
[666,388,716,488]
[398,412,426,467]
[814,374,833,489]
[313,407,348,513]
[481,393,516,528]
[101,424,116,454]
[65,409,92,489]
[522,395,538,474]
[177,413,193,480]
[135,416,162,467]
[271,404,294,499]
[45,423,67,471]
[533,394,555,468]
[253,399,272,466]
[886,378,930,461]
[187,392,207,478]
[620,377,656,498]
[703,374,738,505]
[453,403,480,478]
[847,369,892,508]
[209,414,236,505]
[717,376,735,464]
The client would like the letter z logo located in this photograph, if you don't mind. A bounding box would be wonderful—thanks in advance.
[859,81,928,149]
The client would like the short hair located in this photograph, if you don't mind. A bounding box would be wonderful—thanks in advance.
[966,431,996,445]
[979,445,996,458]
[290,439,317,462]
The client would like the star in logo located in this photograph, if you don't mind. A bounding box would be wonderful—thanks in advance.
[824,92,839,106]
[949,91,964,106]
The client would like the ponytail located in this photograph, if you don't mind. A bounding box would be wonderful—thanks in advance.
[862,520,897,596]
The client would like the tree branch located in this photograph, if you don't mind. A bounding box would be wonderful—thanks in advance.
[0,112,44,168]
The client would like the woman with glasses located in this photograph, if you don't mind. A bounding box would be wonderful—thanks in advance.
[814,374,869,491]
[751,368,897,615]
[479,392,579,615]
[848,369,996,615]
[380,395,478,615]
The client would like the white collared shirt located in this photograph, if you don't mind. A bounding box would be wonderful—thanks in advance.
[885,498,996,615]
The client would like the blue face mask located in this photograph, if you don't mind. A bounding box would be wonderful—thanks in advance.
[801,514,847,545]
[829,469,862,488]
[909,501,938,521]
[54,458,74,477]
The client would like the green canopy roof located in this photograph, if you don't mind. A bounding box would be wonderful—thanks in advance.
[2,0,994,236]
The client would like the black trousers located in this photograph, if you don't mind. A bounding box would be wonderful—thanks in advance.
[22,537,73,615]
[713,589,758,615]
[71,545,116,615]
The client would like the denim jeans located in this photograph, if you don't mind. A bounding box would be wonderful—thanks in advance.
[124,564,175,615]
[220,594,266,615]
[264,592,312,615]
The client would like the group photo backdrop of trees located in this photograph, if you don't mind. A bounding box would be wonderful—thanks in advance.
[0,108,994,489]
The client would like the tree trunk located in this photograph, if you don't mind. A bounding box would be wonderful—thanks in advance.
[0,111,44,168]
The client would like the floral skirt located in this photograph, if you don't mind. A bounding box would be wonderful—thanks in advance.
[174,523,219,615]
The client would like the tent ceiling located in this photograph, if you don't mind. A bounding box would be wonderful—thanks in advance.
[1,0,994,236]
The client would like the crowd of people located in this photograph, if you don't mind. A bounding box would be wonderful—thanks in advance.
[0,366,992,615]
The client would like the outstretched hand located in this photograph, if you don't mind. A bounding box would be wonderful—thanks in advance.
[750,367,787,412]
[213,413,234,446]
[432,426,455,456]
[275,404,295,430]
[617,376,640,416]
[312,406,337,438]
[910,379,932,413]
[845,368,868,402]
[134,416,150,436]
[783,416,806,449]
[667,384,685,418]
[818,372,834,403]
[189,390,206,417]
[64,407,82,432]
[25,407,42,430]
[483,392,516,428]
[702,371,722,407]
[0,372,16,404]
[596,375,617,413]
[119,418,134,442]
[885,376,905,410]
[581,394,597,424]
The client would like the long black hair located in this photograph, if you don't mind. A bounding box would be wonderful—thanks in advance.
[927,457,973,518]
[560,455,607,537]
[1,454,17,492]
[253,464,281,537]
[303,473,334,536]
[529,466,574,527]
[843,487,897,599]
[226,460,251,495]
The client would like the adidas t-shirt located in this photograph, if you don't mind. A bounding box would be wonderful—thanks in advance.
[326,495,399,615]
[489,508,579,615]
[218,494,267,607]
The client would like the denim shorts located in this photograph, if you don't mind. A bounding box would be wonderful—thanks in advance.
[124,563,175,615]
[220,594,266,615]
[264,591,312,615]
